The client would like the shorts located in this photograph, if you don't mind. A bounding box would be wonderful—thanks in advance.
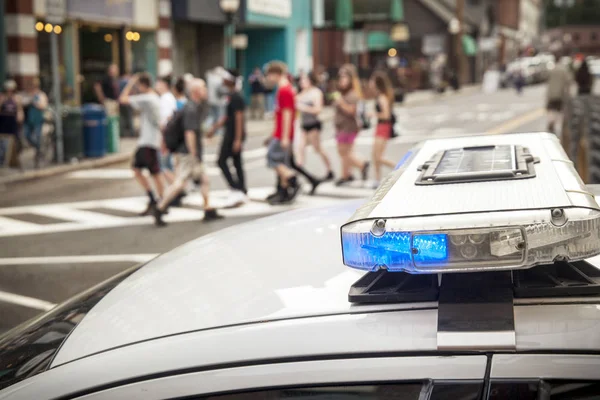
[132,146,160,175]
[547,99,563,112]
[302,120,322,132]
[267,138,291,168]
[375,122,392,139]
[336,131,358,145]
[174,154,205,183]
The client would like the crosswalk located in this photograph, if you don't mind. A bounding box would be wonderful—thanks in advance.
[0,183,374,237]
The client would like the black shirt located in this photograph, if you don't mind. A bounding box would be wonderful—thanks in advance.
[100,75,119,100]
[225,91,246,141]
[179,100,207,161]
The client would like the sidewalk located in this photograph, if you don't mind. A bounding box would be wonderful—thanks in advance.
[0,85,479,186]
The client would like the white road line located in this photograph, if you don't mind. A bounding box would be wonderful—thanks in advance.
[0,254,160,265]
[0,185,374,237]
[0,290,56,311]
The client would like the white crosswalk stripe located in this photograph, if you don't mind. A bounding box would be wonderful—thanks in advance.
[0,183,373,237]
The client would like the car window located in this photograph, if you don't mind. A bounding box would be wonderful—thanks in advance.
[489,380,600,399]
[192,381,482,400]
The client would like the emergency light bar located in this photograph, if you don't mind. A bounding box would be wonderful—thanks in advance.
[341,133,600,274]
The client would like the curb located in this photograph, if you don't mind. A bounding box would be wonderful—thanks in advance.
[1,85,481,186]
[0,152,131,186]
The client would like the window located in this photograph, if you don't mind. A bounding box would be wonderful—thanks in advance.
[489,380,600,399]
[195,382,482,400]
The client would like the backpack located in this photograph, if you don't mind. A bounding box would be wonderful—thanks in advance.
[164,109,185,152]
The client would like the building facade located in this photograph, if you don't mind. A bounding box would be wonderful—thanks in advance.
[0,0,164,104]
[170,0,228,80]
[241,0,313,79]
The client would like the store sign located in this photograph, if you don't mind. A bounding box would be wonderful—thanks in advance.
[247,0,291,19]
[67,0,133,24]
[46,0,66,24]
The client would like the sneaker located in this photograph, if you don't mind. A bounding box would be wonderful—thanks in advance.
[268,191,287,205]
[285,177,302,203]
[139,201,156,217]
[225,190,247,208]
[153,207,167,227]
[335,176,355,187]
[324,171,335,181]
[203,208,224,222]
[169,193,185,208]
[361,162,370,181]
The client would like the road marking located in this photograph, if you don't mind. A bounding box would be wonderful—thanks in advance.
[485,108,545,135]
[0,254,160,265]
[0,184,373,237]
[0,290,56,311]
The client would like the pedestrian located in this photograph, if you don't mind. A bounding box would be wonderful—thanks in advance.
[173,77,188,110]
[248,67,265,119]
[263,61,302,204]
[514,69,525,95]
[94,64,120,117]
[546,54,572,136]
[207,67,225,131]
[0,80,23,168]
[575,59,594,96]
[153,79,223,226]
[118,73,165,216]
[23,77,48,168]
[208,69,248,207]
[155,76,177,184]
[334,64,369,186]
[369,71,396,187]
[296,71,334,181]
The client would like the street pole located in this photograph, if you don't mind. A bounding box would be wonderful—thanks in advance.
[456,0,465,86]
[50,30,63,164]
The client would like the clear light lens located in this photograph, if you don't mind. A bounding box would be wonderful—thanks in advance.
[341,209,600,273]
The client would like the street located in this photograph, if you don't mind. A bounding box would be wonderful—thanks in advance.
[0,85,548,333]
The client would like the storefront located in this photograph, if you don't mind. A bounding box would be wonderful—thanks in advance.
[241,0,313,86]
[33,0,159,104]
[171,0,227,79]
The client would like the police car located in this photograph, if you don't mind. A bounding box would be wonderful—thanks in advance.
[1,132,600,399]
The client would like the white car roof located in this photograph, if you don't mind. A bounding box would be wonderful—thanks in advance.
[52,200,378,365]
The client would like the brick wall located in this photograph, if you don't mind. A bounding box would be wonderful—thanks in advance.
[4,0,39,89]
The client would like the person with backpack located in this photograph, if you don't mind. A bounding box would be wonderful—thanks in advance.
[119,73,165,216]
[154,78,223,226]
[369,71,396,188]
[334,64,369,186]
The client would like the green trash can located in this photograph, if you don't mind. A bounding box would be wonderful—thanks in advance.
[106,114,120,153]
[62,107,83,161]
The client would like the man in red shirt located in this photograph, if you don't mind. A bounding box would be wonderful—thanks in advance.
[265,61,301,204]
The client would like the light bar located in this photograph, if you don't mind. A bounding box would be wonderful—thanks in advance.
[342,210,600,273]
[341,133,600,274]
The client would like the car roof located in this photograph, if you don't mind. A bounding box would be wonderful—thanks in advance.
[53,200,393,365]
[52,187,600,367]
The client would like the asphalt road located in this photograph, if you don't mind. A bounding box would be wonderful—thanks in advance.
[0,84,548,333]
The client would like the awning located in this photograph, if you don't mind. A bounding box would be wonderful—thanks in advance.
[391,0,404,22]
[367,31,395,51]
[462,34,477,56]
[335,0,353,29]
